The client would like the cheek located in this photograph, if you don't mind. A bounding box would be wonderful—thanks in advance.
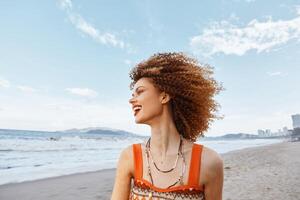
[143,97,162,115]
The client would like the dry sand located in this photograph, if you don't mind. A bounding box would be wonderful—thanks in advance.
[0,141,299,200]
[222,141,300,200]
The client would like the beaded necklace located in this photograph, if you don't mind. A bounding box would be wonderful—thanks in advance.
[145,136,186,191]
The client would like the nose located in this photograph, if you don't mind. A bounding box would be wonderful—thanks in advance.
[129,96,136,104]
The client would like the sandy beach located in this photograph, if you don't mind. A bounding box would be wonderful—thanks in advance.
[0,141,299,200]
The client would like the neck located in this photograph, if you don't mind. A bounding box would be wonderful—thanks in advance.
[147,102,183,160]
[149,121,181,159]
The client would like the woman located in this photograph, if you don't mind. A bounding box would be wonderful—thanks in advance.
[111,52,223,200]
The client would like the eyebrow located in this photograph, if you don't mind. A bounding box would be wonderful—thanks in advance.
[131,86,145,97]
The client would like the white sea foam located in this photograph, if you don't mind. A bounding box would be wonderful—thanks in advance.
[0,131,284,185]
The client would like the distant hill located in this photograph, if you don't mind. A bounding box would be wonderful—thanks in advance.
[0,127,145,139]
[59,127,145,138]
[61,126,120,133]
[219,133,259,139]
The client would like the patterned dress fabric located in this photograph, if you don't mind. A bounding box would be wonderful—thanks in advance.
[129,143,205,200]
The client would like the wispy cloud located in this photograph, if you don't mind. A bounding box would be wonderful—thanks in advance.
[232,0,256,2]
[296,5,300,15]
[0,79,38,93]
[65,87,98,98]
[58,0,125,49]
[17,85,37,93]
[190,7,300,57]
[70,15,125,48]
[0,94,141,134]
[45,103,74,111]
[267,71,288,77]
[0,78,10,88]
[268,71,282,76]
[59,0,72,10]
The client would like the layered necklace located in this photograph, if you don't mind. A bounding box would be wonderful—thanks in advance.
[145,135,186,194]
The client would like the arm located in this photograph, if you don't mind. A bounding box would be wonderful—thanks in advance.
[111,145,133,200]
[203,148,224,200]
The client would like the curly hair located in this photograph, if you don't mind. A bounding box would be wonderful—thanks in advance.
[129,52,223,142]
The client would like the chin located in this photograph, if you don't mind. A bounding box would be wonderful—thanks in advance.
[134,116,147,124]
[135,118,143,124]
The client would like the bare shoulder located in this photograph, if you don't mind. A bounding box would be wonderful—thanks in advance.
[111,144,136,199]
[201,146,224,184]
[117,144,135,178]
[202,146,223,166]
[120,144,133,158]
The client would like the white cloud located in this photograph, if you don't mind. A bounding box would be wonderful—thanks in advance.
[69,15,125,48]
[267,71,288,77]
[65,87,98,98]
[17,85,37,93]
[45,103,74,111]
[59,0,72,10]
[268,71,281,76]
[296,5,300,15]
[228,13,239,22]
[231,0,256,3]
[0,78,10,88]
[0,93,147,135]
[59,0,125,49]
[190,11,300,56]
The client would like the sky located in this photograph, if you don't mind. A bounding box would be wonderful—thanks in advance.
[0,0,299,136]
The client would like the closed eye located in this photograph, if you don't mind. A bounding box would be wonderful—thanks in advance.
[132,89,144,97]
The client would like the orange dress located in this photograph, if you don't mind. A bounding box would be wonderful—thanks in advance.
[129,143,205,200]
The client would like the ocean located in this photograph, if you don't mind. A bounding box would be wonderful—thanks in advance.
[0,129,284,185]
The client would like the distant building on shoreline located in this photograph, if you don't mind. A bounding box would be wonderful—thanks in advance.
[257,127,291,138]
[292,114,300,129]
[291,114,300,141]
[291,128,300,142]
[257,114,300,138]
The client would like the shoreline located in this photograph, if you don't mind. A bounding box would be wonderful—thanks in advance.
[0,168,116,187]
[219,139,287,155]
[1,141,299,200]
[0,138,284,186]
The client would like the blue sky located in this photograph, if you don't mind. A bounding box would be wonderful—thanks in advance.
[0,0,299,136]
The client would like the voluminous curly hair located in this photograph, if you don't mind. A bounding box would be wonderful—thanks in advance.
[129,52,223,142]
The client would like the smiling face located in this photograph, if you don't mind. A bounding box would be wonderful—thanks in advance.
[129,77,168,125]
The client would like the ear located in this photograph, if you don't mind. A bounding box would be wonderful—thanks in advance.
[161,92,171,104]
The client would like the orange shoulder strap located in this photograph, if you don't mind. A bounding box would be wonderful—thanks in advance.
[188,143,203,186]
[132,143,143,180]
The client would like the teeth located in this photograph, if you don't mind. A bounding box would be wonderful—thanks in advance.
[133,106,142,111]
